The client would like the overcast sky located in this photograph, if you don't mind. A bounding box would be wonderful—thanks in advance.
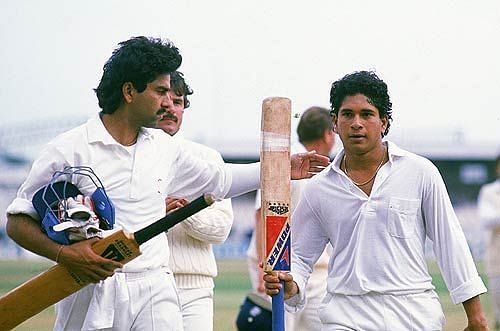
[1,0,499,153]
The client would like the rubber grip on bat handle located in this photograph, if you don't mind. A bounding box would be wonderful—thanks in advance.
[134,193,215,245]
[272,281,285,331]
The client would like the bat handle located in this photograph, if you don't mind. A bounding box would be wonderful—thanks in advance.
[272,280,285,331]
[133,193,215,245]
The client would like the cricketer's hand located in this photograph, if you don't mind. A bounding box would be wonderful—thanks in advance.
[263,271,299,300]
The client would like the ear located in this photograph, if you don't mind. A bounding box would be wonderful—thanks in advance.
[323,127,334,141]
[380,116,388,134]
[323,129,335,150]
[332,114,338,133]
[122,82,135,104]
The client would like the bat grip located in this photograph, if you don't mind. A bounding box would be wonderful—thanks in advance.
[272,281,285,331]
[134,193,215,245]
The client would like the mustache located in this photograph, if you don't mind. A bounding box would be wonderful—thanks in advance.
[158,110,178,123]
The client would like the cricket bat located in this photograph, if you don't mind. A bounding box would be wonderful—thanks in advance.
[0,193,215,331]
[260,97,291,331]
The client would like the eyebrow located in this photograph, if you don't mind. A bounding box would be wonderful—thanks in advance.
[156,85,170,92]
[339,108,375,112]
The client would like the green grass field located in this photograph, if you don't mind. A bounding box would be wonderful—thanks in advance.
[0,259,495,330]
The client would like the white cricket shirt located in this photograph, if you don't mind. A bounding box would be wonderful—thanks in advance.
[287,141,486,311]
[7,115,232,272]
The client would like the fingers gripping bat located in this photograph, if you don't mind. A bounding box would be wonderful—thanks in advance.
[0,194,215,331]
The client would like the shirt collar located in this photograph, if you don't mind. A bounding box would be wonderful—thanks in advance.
[86,113,154,145]
[330,140,407,174]
[386,141,407,161]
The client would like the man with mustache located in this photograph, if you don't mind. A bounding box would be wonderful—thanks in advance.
[5,36,329,330]
[264,71,489,330]
[156,71,233,331]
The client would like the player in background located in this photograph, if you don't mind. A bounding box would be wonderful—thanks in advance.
[264,71,489,330]
[237,106,336,330]
[478,154,500,330]
[156,71,233,331]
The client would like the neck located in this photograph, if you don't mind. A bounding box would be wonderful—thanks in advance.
[100,111,140,146]
[344,142,386,170]
[342,143,387,188]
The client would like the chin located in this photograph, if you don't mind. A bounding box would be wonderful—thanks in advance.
[161,126,177,135]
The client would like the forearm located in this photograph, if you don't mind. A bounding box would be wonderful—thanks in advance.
[8,213,122,283]
[462,295,488,329]
[181,201,233,244]
[225,162,260,198]
[6,213,60,261]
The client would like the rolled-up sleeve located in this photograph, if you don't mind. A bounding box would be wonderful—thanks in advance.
[424,166,487,304]
[6,144,68,220]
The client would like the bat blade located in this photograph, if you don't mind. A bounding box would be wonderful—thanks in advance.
[260,97,291,272]
[260,97,291,331]
[0,230,139,330]
[0,194,214,330]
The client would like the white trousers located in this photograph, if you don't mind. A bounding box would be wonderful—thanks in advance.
[286,267,327,331]
[286,293,323,331]
[177,287,214,331]
[318,290,445,331]
[54,268,183,331]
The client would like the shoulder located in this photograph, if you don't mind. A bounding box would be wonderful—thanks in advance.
[179,139,224,162]
[43,122,88,157]
[142,127,182,152]
[300,165,331,196]
[49,122,87,145]
[480,180,500,194]
[404,151,436,170]
[388,141,438,173]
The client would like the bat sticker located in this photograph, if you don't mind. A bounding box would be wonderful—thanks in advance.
[268,202,289,215]
[101,243,126,262]
[265,215,291,271]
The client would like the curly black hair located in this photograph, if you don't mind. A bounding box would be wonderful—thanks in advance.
[170,71,194,109]
[94,36,182,114]
[329,71,393,136]
[297,106,333,144]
